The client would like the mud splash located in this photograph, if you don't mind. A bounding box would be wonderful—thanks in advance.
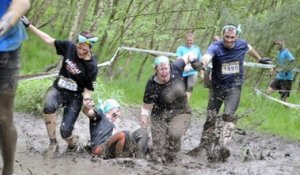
[2,107,300,175]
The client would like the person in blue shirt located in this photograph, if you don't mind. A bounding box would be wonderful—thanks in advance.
[0,0,30,174]
[176,32,202,100]
[191,24,267,162]
[267,39,295,102]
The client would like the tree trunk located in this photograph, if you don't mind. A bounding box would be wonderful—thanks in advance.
[89,0,104,33]
[68,0,92,41]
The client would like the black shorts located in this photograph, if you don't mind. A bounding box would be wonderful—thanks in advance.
[183,74,197,92]
[269,79,292,98]
[0,49,20,94]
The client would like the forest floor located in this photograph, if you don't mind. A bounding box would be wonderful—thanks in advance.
[3,106,300,175]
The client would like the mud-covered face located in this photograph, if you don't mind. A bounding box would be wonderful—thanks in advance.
[107,108,121,123]
[155,63,171,83]
[76,43,91,59]
[223,29,237,49]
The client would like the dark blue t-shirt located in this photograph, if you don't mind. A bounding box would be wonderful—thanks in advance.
[206,40,249,89]
[89,109,114,149]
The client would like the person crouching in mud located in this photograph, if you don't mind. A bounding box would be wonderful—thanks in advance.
[139,52,204,164]
[83,99,149,159]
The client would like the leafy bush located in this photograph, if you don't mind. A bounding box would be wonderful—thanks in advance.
[15,79,53,116]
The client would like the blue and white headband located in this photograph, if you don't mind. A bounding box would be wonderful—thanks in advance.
[153,56,169,67]
[97,98,120,113]
[78,34,99,45]
[222,24,242,35]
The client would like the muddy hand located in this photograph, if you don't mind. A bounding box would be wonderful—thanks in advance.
[83,98,95,110]
[140,115,150,128]
[0,18,10,36]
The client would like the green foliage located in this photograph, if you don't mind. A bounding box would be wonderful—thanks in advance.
[238,86,300,140]
[21,32,60,74]
[15,79,53,116]
[92,77,125,106]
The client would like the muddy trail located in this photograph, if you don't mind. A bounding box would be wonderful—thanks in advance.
[3,107,300,175]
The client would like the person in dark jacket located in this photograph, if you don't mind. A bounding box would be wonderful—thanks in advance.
[22,16,98,152]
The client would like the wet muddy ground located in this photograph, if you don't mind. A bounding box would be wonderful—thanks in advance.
[2,107,300,175]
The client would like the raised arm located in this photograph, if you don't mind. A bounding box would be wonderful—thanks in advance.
[247,44,261,61]
[0,0,30,36]
[179,51,205,71]
[22,16,55,47]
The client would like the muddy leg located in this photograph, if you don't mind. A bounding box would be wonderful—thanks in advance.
[221,121,235,146]
[0,51,19,175]
[65,134,79,151]
[203,115,222,162]
[132,128,149,159]
[150,118,168,162]
[167,114,191,162]
[44,113,57,144]
[0,92,17,175]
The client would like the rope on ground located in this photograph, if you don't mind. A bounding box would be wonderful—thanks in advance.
[255,88,300,109]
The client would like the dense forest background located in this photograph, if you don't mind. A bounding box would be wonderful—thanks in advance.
[23,0,300,77]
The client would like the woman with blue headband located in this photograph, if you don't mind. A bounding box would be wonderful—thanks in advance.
[21,16,99,155]
[82,98,149,159]
[139,52,204,163]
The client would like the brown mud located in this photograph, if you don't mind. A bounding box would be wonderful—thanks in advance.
[2,107,300,175]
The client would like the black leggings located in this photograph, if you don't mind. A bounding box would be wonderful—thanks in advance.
[43,86,83,139]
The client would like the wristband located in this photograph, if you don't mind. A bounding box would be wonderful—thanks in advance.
[141,107,150,117]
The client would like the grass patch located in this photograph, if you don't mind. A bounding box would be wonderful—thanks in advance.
[238,86,300,140]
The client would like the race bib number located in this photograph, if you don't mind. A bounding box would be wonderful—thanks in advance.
[221,61,240,75]
[57,77,78,91]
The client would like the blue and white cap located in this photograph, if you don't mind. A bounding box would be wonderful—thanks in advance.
[77,31,99,45]
[97,99,120,113]
[153,56,169,67]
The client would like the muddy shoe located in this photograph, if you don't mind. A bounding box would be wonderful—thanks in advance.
[164,154,175,164]
[84,144,92,154]
[210,146,230,162]
[45,143,59,158]
[218,147,230,162]
[207,155,217,162]
[66,135,79,151]
[187,145,205,156]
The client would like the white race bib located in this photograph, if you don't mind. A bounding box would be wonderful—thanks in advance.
[221,61,240,75]
[57,77,78,91]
